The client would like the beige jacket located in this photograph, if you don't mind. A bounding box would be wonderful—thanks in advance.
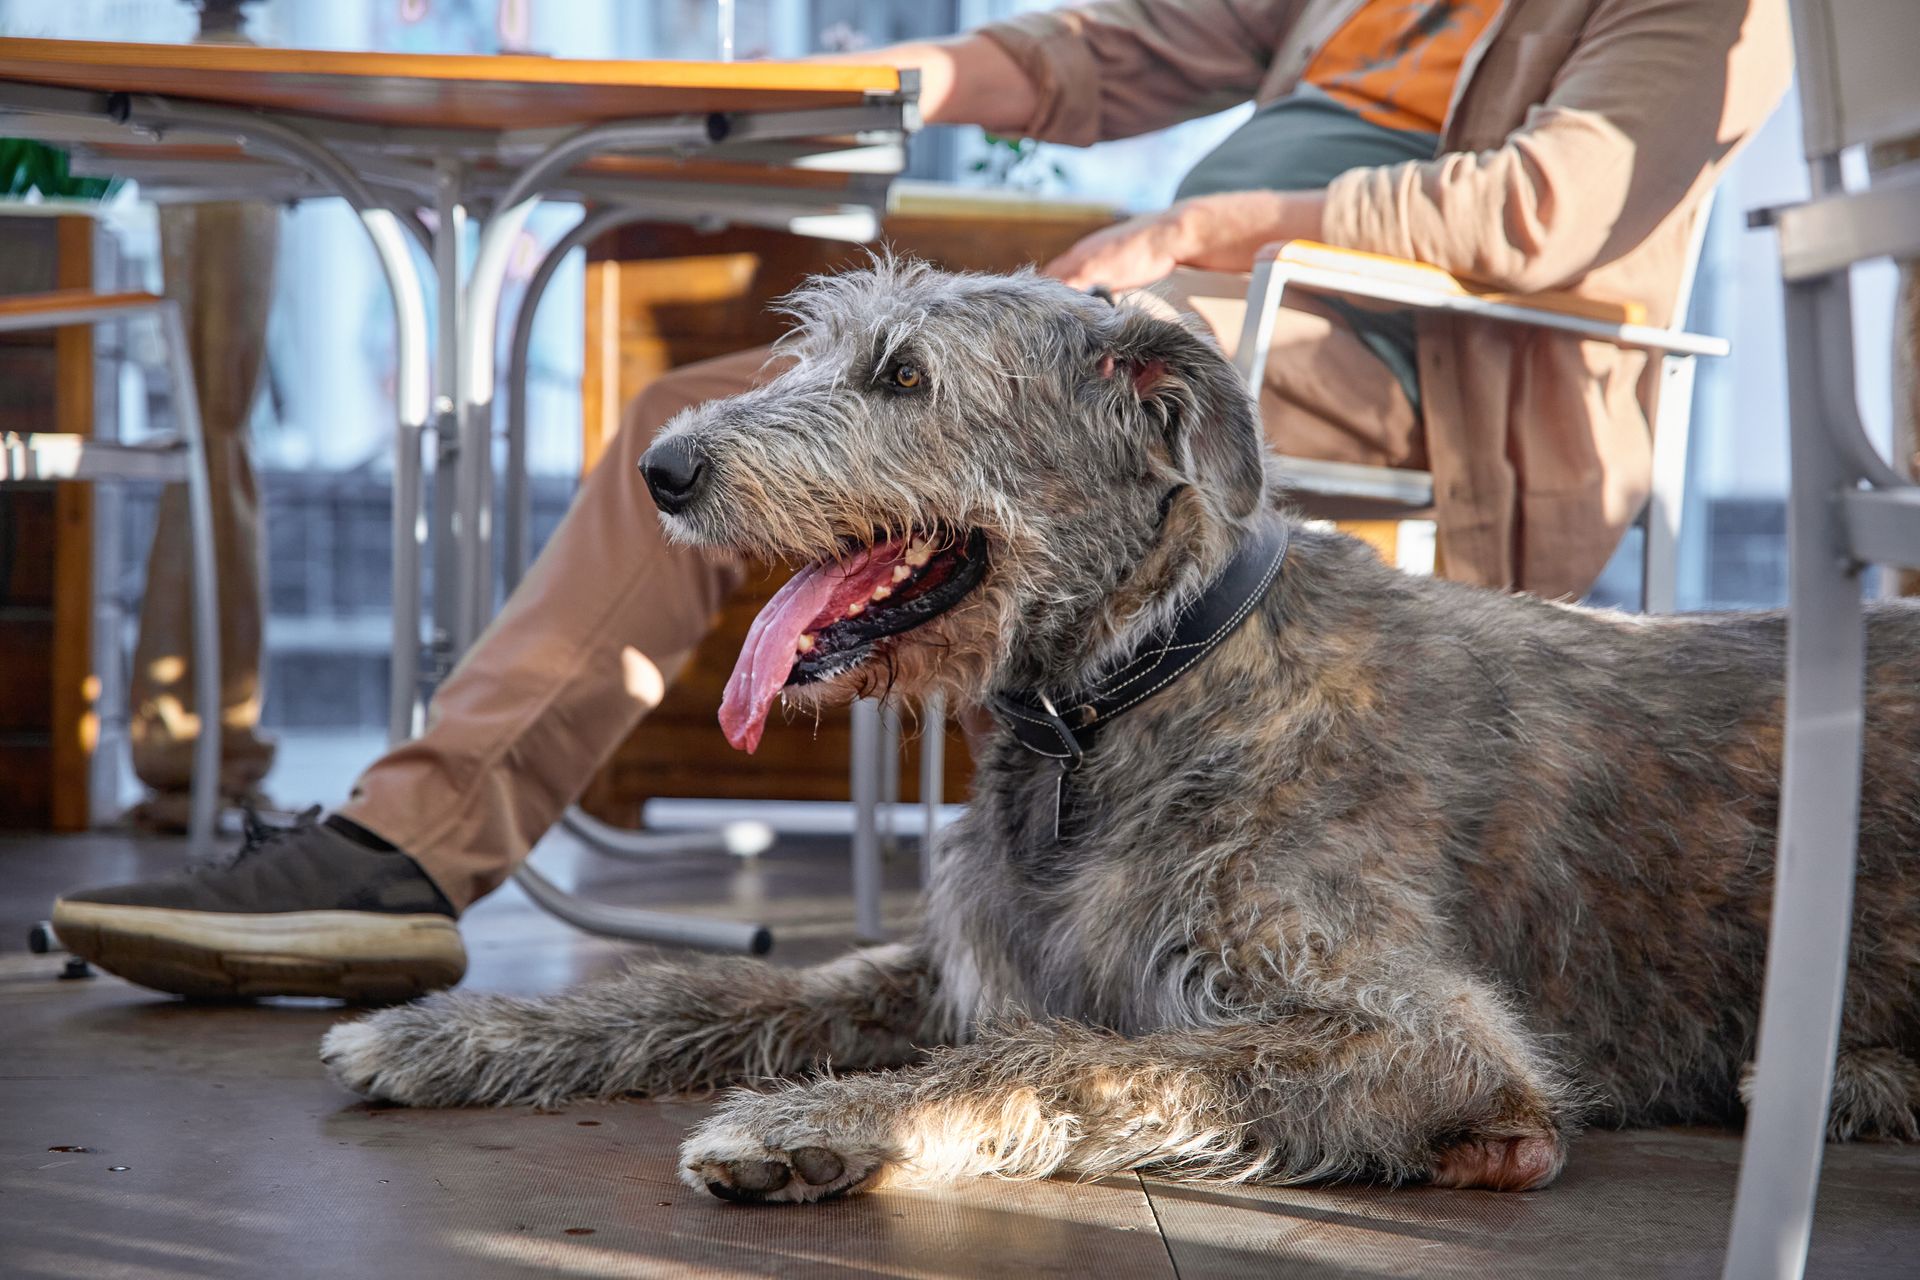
[978,0,1792,597]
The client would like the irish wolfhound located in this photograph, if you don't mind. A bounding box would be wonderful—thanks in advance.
[322,261,1920,1203]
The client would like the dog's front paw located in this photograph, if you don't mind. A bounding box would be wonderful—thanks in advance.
[680,1094,896,1204]
[321,998,497,1106]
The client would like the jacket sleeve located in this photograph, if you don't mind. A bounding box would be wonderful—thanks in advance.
[975,0,1305,147]
[1321,0,1793,293]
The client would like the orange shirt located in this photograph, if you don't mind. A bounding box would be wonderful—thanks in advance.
[1304,0,1505,135]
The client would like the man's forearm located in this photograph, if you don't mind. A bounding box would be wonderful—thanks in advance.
[1172,190,1328,270]
[811,34,1037,131]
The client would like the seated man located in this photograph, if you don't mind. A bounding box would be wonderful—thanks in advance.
[54,0,1790,998]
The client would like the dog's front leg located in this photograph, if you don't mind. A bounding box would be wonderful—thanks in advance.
[322,943,943,1108]
[682,977,1577,1203]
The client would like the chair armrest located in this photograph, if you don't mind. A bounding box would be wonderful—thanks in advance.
[1265,240,1646,324]
[1248,241,1727,358]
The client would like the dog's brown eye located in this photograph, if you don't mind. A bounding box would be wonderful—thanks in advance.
[892,363,923,389]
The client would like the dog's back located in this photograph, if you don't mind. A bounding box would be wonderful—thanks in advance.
[936,521,1920,1131]
[1390,569,1920,1126]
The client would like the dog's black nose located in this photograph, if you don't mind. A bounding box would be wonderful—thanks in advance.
[640,437,708,515]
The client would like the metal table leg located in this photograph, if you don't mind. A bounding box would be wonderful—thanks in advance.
[428,160,468,686]
[359,209,433,745]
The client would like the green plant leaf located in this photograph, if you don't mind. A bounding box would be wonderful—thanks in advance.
[0,138,118,199]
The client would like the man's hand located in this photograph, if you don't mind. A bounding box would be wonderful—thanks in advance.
[1044,191,1329,292]
[1043,208,1190,292]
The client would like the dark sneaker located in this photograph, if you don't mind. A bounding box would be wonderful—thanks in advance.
[51,810,466,1003]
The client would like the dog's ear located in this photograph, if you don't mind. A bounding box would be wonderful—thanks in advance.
[1101,309,1266,521]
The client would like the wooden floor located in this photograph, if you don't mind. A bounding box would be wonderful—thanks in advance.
[3,829,1917,1279]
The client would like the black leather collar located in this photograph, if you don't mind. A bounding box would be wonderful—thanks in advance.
[991,520,1290,770]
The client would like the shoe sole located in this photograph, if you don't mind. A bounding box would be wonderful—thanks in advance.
[50,901,468,1004]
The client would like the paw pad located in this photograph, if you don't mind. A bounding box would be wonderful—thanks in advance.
[789,1146,846,1186]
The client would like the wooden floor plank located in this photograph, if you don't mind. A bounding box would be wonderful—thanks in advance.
[1142,1127,1920,1278]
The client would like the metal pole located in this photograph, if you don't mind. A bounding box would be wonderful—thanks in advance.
[457,198,534,648]
[514,863,770,954]
[1721,269,1869,1280]
[160,300,222,858]
[362,209,433,743]
[430,160,466,674]
[1642,353,1696,615]
[504,207,621,587]
[561,807,772,860]
[850,698,885,942]
[919,692,945,888]
[880,700,902,853]
[1231,264,1291,398]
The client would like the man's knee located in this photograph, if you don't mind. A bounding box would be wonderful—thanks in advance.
[615,346,778,458]
[625,367,713,442]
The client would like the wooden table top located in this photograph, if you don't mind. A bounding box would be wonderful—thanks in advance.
[0,38,903,131]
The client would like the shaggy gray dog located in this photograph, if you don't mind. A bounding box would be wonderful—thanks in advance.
[323,261,1920,1204]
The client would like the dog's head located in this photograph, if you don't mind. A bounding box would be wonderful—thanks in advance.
[641,259,1267,751]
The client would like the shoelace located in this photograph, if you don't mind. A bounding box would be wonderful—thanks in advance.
[206,803,325,870]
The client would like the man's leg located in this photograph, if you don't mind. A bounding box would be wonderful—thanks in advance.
[54,346,776,1000]
[340,346,773,909]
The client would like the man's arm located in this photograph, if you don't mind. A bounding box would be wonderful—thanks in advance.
[1052,0,1791,295]
[1320,0,1793,294]
[968,0,1298,145]
[811,35,1038,132]
[820,1,1295,140]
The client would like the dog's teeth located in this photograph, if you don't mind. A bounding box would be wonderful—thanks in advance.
[891,564,912,584]
[796,634,815,654]
[870,585,893,602]
[904,540,932,568]
[845,601,866,617]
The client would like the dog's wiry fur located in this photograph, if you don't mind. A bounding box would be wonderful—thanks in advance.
[323,260,1920,1204]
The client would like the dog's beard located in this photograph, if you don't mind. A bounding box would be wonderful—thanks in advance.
[719,530,987,752]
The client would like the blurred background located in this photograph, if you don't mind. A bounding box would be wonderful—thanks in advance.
[0,0,1897,806]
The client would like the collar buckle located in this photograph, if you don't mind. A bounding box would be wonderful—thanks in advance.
[1036,694,1086,772]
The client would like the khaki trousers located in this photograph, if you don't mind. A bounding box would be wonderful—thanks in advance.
[342,273,1420,910]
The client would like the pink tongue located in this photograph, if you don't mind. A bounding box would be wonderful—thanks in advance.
[719,542,906,752]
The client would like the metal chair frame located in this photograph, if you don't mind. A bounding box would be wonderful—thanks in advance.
[0,289,220,856]
[1722,3,1920,1274]
[1230,212,1727,611]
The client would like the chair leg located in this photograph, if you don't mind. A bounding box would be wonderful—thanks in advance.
[919,692,945,889]
[1231,263,1291,398]
[1643,354,1697,614]
[159,301,222,859]
[880,700,902,854]
[1722,276,1869,1280]
[850,697,885,942]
